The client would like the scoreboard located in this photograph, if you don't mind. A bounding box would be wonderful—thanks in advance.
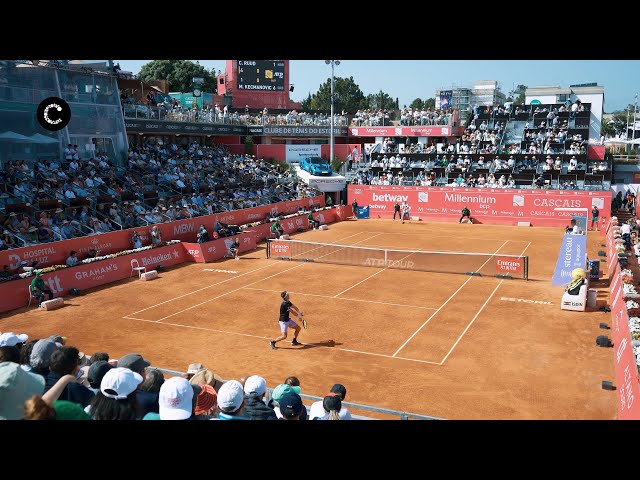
[237,60,285,91]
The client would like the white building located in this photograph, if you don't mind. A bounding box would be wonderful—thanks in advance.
[525,83,604,144]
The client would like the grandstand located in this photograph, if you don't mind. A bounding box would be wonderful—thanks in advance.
[345,101,611,191]
[0,60,633,422]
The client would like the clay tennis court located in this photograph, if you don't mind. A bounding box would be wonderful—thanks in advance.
[0,219,617,419]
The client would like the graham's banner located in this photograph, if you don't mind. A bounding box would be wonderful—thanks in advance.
[347,185,610,228]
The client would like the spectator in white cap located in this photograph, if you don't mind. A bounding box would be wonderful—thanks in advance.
[87,367,142,420]
[243,375,277,420]
[154,376,194,420]
[117,353,158,418]
[0,360,45,420]
[0,332,29,348]
[217,380,248,420]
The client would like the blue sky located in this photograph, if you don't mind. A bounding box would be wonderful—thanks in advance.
[115,60,640,113]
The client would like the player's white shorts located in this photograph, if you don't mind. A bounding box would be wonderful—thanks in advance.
[279,319,299,334]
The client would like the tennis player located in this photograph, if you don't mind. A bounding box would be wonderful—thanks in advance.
[401,201,411,224]
[270,291,306,350]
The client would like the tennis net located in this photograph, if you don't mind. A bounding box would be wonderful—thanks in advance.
[266,239,528,280]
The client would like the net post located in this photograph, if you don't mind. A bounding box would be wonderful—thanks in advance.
[385,249,388,265]
[266,238,270,259]
[524,256,528,280]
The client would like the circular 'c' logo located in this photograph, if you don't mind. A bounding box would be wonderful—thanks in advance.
[37,97,71,131]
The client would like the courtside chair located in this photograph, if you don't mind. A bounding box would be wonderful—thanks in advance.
[28,284,35,307]
[130,258,146,278]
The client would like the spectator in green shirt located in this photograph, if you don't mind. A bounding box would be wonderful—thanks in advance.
[459,206,472,224]
[308,212,320,230]
[30,271,54,306]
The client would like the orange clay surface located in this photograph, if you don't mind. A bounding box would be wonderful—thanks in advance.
[0,219,617,419]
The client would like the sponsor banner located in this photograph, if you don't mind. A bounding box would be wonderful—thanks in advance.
[0,196,325,271]
[551,233,587,286]
[125,120,246,136]
[607,225,619,278]
[357,206,370,219]
[347,185,610,227]
[262,125,348,137]
[285,144,321,162]
[610,267,640,419]
[436,90,453,110]
[183,234,257,263]
[349,126,452,137]
[495,257,523,275]
[0,244,185,314]
[269,241,291,256]
[307,176,347,192]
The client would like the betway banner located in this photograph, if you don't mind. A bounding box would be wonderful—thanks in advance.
[0,244,185,313]
[609,265,640,419]
[0,196,324,271]
[349,126,452,137]
[285,144,321,162]
[347,185,610,227]
[551,233,587,286]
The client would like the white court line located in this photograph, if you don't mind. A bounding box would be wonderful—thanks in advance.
[243,287,437,310]
[332,251,417,298]
[120,316,441,365]
[438,280,504,365]
[391,240,509,358]
[155,263,306,322]
[153,232,383,322]
[125,231,365,316]
[437,241,532,364]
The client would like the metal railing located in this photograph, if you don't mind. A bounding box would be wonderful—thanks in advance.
[150,367,443,420]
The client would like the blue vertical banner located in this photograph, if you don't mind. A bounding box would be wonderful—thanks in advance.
[357,206,370,219]
[551,233,587,286]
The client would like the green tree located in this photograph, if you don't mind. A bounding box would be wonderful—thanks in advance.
[301,93,313,111]
[138,60,217,94]
[410,98,424,110]
[364,90,396,110]
[603,108,633,138]
[424,97,435,110]
[508,85,527,105]
[306,76,366,113]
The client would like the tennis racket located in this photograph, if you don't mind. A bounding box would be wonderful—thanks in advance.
[297,311,307,329]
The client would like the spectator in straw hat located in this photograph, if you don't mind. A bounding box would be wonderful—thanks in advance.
[188,367,225,392]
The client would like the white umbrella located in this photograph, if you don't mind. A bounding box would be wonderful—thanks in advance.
[29,133,59,144]
[0,131,34,141]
